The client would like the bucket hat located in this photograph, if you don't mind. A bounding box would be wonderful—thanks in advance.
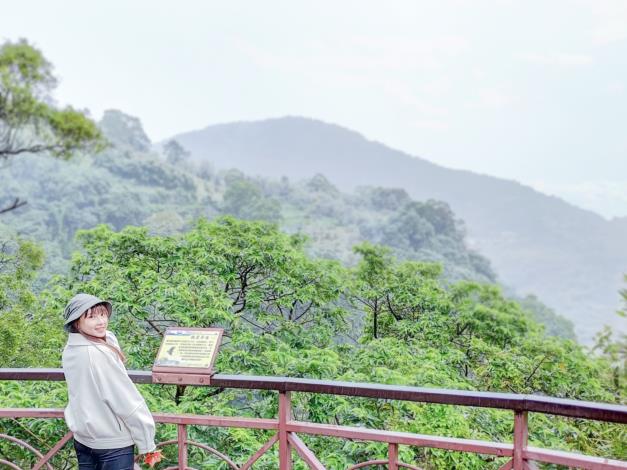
[63,293,112,332]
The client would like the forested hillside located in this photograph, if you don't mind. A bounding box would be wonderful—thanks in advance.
[172,117,627,342]
[0,111,494,285]
[0,110,574,337]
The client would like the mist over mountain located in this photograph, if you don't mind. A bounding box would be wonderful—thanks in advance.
[172,116,627,342]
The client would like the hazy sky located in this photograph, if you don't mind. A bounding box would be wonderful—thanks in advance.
[3,0,627,217]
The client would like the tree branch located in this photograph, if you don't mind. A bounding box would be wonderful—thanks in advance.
[0,143,60,158]
[0,197,27,215]
[294,301,314,322]
[385,294,402,321]
[525,354,552,386]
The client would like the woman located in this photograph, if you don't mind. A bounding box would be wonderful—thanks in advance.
[62,293,162,469]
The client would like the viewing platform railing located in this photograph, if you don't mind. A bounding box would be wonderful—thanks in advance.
[0,368,626,469]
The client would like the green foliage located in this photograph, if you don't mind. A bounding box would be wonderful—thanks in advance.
[0,110,210,279]
[0,38,104,217]
[376,199,495,282]
[0,238,46,365]
[58,217,345,371]
[0,39,104,160]
[2,223,624,468]
[221,173,282,223]
[351,242,447,340]
[270,180,497,284]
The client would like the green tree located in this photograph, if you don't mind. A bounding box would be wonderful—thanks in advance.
[0,39,103,214]
[222,176,282,223]
[351,242,446,340]
[31,217,349,465]
[350,242,393,339]
[0,238,45,365]
[61,217,345,368]
[163,139,190,165]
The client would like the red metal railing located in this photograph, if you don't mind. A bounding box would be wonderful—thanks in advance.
[0,368,626,469]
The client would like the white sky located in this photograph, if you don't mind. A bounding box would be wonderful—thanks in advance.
[3,0,627,217]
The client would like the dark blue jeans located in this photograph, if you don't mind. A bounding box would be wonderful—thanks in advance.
[74,439,135,470]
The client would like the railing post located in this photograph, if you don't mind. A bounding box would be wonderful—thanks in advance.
[279,391,292,470]
[513,411,528,470]
[388,443,398,470]
[178,424,188,470]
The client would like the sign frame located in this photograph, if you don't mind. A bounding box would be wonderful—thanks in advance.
[152,327,223,385]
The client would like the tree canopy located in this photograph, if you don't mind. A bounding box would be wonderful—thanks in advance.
[0,218,624,468]
[0,39,103,214]
[163,139,191,165]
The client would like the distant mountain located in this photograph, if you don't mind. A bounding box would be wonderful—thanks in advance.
[171,116,627,342]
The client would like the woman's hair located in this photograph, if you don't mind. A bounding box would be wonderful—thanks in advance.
[70,303,127,363]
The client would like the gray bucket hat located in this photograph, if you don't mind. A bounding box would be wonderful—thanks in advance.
[63,293,112,332]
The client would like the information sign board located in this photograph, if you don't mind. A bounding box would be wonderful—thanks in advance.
[152,327,223,385]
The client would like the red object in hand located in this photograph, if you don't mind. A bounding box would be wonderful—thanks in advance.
[143,450,163,468]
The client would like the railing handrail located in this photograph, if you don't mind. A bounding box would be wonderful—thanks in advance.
[1,368,625,424]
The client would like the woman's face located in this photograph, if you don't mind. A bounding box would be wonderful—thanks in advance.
[76,305,109,338]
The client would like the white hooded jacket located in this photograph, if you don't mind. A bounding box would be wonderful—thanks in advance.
[62,331,156,454]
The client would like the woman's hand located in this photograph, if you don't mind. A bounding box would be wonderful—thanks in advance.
[143,449,163,468]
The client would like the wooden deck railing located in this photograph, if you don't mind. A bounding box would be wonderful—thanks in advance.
[0,368,626,469]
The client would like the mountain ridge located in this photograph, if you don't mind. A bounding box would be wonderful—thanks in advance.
[173,116,607,222]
